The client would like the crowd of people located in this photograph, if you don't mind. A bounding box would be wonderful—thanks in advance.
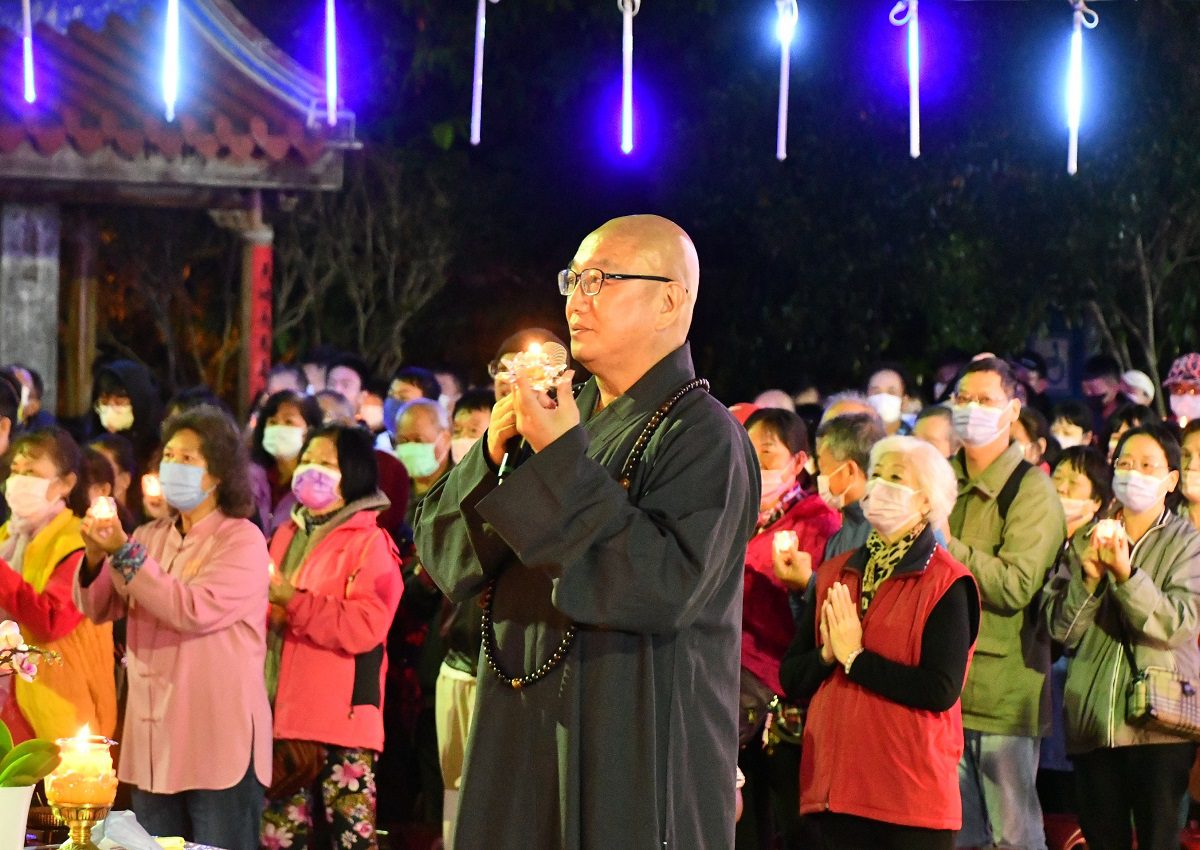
[2,222,1200,850]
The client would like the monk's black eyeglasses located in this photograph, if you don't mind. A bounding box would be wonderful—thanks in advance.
[557,268,676,297]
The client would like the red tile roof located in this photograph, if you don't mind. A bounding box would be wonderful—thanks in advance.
[0,1,355,190]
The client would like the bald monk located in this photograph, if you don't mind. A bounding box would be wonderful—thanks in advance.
[414,215,759,849]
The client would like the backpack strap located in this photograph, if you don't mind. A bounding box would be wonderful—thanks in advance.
[996,458,1034,523]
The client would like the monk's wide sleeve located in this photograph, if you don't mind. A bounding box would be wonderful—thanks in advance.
[476,420,756,633]
[413,441,515,602]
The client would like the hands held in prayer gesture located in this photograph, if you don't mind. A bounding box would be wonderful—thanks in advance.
[819,582,863,667]
[1081,521,1132,592]
[80,510,129,567]
[487,370,579,466]
[268,567,296,607]
[772,539,813,591]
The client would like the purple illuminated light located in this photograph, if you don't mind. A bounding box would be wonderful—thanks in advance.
[22,0,34,104]
[163,0,180,122]
[325,0,338,127]
[619,0,639,155]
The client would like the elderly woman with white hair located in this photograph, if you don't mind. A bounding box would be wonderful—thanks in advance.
[779,435,981,849]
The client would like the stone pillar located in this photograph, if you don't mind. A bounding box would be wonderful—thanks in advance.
[0,203,61,414]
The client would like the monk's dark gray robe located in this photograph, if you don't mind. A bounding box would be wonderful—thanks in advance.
[414,343,758,850]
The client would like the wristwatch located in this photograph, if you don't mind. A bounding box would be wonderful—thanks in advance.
[843,648,864,676]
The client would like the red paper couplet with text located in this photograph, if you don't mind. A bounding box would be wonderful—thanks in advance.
[249,243,274,404]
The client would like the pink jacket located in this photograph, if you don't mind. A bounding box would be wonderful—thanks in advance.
[74,512,273,794]
[269,510,402,750]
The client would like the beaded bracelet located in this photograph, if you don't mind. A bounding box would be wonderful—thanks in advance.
[111,541,148,583]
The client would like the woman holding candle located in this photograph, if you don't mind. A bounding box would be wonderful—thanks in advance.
[82,448,136,533]
[248,390,324,538]
[75,404,272,850]
[88,433,141,524]
[737,408,839,849]
[1043,424,1200,850]
[261,424,402,850]
[0,427,117,744]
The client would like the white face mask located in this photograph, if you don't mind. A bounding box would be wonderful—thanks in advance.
[1059,495,1098,526]
[1053,430,1086,450]
[1170,394,1200,423]
[867,393,903,425]
[97,403,135,433]
[1183,471,1200,504]
[394,441,442,479]
[450,437,478,464]
[261,424,306,461]
[952,403,1009,448]
[4,474,56,520]
[816,462,849,511]
[863,478,922,537]
[1112,469,1167,515]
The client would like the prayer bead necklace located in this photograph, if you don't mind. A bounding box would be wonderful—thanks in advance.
[480,377,710,690]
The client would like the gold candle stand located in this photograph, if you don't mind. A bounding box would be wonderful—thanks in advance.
[50,803,111,850]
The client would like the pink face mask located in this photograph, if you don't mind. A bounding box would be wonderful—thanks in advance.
[291,464,342,511]
[863,478,922,537]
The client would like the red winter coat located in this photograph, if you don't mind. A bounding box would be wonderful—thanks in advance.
[742,492,840,694]
[801,541,976,830]
[269,510,403,751]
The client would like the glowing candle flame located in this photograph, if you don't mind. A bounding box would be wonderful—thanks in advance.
[89,497,117,521]
[142,473,162,499]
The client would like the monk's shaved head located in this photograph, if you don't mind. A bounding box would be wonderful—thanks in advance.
[573,214,699,318]
[566,214,700,397]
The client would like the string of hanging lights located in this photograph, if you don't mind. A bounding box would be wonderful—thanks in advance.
[21,0,34,104]
[471,0,501,145]
[889,0,920,160]
[1066,0,1099,175]
[618,0,641,155]
[774,0,799,161]
[326,0,339,127]
[162,0,180,121]
[12,0,1106,172]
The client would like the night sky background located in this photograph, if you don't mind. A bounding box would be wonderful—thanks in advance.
[227,0,1196,401]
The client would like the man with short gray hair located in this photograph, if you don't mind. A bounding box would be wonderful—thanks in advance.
[816,413,886,561]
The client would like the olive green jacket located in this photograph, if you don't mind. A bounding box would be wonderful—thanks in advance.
[948,443,1066,736]
[1044,511,1200,753]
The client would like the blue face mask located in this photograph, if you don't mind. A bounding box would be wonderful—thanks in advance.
[382,398,403,436]
[159,462,215,512]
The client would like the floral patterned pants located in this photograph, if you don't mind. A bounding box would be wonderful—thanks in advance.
[261,747,378,850]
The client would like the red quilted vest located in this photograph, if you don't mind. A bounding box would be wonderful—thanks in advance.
[800,542,977,830]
